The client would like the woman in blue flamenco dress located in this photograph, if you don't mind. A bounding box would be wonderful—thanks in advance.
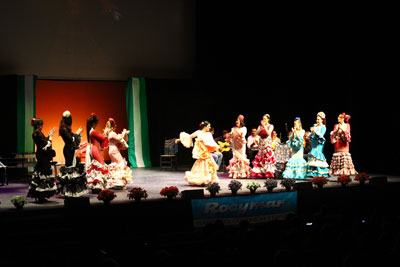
[306,112,330,177]
[282,117,307,179]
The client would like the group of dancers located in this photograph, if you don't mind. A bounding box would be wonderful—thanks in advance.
[26,109,357,202]
[27,111,132,203]
[177,112,357,186]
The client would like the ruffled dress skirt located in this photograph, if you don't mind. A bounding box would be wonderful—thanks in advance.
[306,151,330,177]
[86,160,111,191]
[57,163,88,197]
[180,132,219,185]
[283,156,307,179]
[250,138,276,178]
[227,150,251,179]
[27,171,58,199]
[329,152,357,176]
[108,159,132,189]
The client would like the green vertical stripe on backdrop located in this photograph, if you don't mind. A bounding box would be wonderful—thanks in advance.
[126,78,138,168]
[132,77,144,167]
[16,76,25,153]
[16,75,36,153]
[24,75,35,152]
[33,75,36,119]
[125,77,152,168]
[138,77,151,167]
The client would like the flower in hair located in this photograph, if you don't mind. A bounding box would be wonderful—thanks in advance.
[30,118,35,126]
[63,110,71,118]
[90,112,97,117]
[238,114,244,121]
[317,112,326,119]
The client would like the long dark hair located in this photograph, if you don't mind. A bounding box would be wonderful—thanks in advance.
[59,115,72,135]
[30,118,43,134]
[86,113,99,143]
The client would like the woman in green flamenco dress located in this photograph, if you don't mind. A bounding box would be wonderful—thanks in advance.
[282,117,307,179]
[306,111,330,177]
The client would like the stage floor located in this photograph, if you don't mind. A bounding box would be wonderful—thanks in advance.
[1,167,399,211]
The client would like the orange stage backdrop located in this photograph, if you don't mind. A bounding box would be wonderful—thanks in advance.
[36,80,128,163]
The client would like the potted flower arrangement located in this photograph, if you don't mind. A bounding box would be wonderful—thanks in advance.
[264,178,278,193]
[337,175,352,187]
[311,176,330,189]
[280,178,296,191]
[127,187,148,202]
[206,182,221,197]
[97,189,117,205]
[246,182,261,194]
[228,180,242,195]
[11,195,28,210]
[160,186,179,200]
[355,172,370,186]
[88,179,105,194]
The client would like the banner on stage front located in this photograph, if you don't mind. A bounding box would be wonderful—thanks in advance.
[191,192,297,228]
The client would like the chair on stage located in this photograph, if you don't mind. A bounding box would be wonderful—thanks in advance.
[0,152,37,185]
[160,138,178,170]
[0,161,7,186]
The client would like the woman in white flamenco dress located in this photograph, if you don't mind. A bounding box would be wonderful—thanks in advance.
[177,121,219,185]
[104,118,132,189]
[226,114,251,178]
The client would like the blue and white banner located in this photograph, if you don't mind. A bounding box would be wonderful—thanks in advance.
[191,192,297,228]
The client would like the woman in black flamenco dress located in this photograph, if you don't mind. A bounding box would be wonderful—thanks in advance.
[27,118,58,203]
[57,110,88,197]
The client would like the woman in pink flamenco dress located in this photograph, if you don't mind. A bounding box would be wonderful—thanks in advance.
[104,118,132,189]
[329,113,357,176]
[250,114,276,178]
[177,121,219,185]
[226,114,251,178]
[85,113,111,191]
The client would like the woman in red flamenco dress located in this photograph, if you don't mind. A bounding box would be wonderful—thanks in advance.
[250,114,276,178]
[329,113,357,176]
[85,113,111,191]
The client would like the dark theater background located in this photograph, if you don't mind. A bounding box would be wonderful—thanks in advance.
[1,1,397,174]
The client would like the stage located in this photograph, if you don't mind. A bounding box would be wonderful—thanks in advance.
[1,167,400,267]
[1,167,399,211]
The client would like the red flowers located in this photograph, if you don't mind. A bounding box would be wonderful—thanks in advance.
[128,187,148,200]
[337,175,352,185]
[97,189,117,202]
[355,172,370,182]
[311,176,329,186]
[160,186,179,198]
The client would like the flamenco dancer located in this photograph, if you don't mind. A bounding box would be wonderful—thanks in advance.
[104,118,132,189]
[85,113,111,191]
[282,117,307,179]
[329,113,357,176]
[306,112,330,177]
[27,118,58,203]
[176,121,219,185]
[250,114,276,178]
[57,111,88,197]
[226,114,251,178]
